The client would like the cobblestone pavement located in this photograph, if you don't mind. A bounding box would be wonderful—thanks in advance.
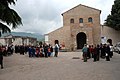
[0,52,120,80]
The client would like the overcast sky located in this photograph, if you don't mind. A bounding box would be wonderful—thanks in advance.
[11,0,115,34]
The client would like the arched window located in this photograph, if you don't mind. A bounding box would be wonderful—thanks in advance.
[70,18,74,23]
[79,18,83,23]
[88,17,93,22]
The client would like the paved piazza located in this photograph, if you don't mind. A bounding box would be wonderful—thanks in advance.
[0,52,120,80]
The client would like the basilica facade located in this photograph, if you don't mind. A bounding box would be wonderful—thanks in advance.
[45,4,120,51]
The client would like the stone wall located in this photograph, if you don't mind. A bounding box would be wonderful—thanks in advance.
[47,26,71,50]
[101,26,120,45]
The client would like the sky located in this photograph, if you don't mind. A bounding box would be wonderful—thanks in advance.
[10,0,115,35]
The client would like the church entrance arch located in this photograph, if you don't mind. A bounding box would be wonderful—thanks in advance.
[76,32,86,49]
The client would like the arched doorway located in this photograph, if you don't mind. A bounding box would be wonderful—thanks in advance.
[107,39,112,45]
[76,32,86,49]
[55,40,59,44]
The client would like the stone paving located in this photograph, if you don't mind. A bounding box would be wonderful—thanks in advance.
[0,52,120,80]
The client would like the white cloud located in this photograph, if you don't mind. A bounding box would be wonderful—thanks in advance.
[11,0,115,34]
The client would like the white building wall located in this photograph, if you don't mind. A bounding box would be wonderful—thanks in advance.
[0,39,6,45]
[27,38,29,45]
[12,38,22,45]
[45,35,49,44]
[0,36,37,46]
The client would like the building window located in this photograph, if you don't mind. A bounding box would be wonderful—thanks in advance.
[45,35,48,42]
[70,18,74,23]
[88,17,93,22]
[79,18,83,23]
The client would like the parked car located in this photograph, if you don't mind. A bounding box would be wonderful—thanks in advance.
[114,42,120,54]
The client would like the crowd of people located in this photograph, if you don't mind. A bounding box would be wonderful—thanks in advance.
[14,43,60,58]
[82,43,114,62]
[0,43,60,69]
[0,41,115,69]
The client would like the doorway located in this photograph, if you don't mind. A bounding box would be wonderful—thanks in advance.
[76,32,86,49]
[55,40,59,44]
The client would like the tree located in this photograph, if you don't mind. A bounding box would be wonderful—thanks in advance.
[104,0,120,30]
[0,0,22,36]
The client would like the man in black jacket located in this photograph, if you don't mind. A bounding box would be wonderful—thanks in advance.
[0,47,3,69]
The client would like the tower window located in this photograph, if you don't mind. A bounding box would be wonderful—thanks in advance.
[79,18,83,23]
[70,18,74,23]
[88,17,93,22]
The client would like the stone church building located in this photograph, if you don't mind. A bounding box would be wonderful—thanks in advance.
[45,4,120,51]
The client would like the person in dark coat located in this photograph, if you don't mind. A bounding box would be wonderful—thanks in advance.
[0,47,3,69]
[25,45,28,54]
[87,45,91,59]
[28,46,32,57]
[44,43,48,58]
[7,46,12,56]
[31,46,35,57]
[15,45,18,53]
[20,45,25,55]
[96,44,100,61]
[93,45,97,62]
[100,44,106,59]
[105,44,110,61]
